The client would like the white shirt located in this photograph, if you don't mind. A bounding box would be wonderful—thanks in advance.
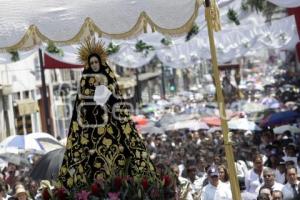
[236,160,249,178]
[275,169,286,184]
[241,191,258,200]
[245,168,263,194]
[201,181,232,200]
[255,181,284,193]
[282,156,297,165]
[178,176,193,200]
[282,181,300,200]
[188,175,204,199]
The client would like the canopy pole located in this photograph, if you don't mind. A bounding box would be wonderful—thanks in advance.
[39,48,52,134]
[204,0,241,199]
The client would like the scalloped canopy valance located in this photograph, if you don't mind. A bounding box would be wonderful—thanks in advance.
[0,0,203,51]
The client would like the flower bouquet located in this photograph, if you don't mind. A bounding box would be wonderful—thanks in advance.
[41,173,176,200]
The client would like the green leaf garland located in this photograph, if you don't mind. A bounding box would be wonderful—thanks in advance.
[185,24,199,41]
[161,38,172,46]
[9,51,20,62]
[135,40,154,56]
[227,8,240,25]
[46,41,64,57]
[106,42,120,55]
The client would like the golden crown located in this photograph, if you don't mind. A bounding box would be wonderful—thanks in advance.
[78,37,107,68]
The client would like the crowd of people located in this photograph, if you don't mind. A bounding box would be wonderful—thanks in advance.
[0,69,299,200]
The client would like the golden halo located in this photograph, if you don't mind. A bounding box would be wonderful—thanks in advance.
[78,37,107,68]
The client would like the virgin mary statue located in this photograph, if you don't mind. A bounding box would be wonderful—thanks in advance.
[57,38,156,189]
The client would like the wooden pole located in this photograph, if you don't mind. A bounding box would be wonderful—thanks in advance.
[204,0,241,199]
[135,69,141,105]
[161,64,166,98]
[39,48,52,134]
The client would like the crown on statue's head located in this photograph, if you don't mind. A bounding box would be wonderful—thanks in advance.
[78,37,107,68]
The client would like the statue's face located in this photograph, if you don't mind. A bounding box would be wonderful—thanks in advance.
[89,56,100,72]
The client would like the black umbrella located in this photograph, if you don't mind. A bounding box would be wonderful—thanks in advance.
[30,147,65,180]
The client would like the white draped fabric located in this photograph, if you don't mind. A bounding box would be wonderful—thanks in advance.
[0,16,298,67]
[0,49,37,65]
[197,0,267,30]
[157,15,299,66]
[157,42,203,68]
[109,45,156,68]
[0,0,200,51]
[46,44,156,69]
[267,0,300,8]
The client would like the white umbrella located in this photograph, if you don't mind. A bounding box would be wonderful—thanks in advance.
[261,97,281,109]
[273,125,300,134]
[26,132,63,152]
[208,127,222,134]
[0,152,30,166]
[140,126,165,135]
[0,135,45,154]
[242,102,267,113]
[26,132,58,141]
[228,118,261,131]
[166,119,209,131]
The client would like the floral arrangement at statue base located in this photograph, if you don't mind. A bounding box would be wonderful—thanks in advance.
[41,175,176,200]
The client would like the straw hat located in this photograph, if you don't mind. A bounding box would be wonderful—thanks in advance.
[38,180,53,191]
[14,185,28,198]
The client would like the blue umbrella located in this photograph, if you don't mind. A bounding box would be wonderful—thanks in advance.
[261,111,300,127]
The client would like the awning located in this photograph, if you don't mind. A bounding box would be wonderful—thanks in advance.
[44,52,83,69]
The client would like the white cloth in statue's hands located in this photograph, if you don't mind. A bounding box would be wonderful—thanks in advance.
[93,85,112,106]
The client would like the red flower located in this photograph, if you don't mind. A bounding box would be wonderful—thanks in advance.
[141,177,149,190]
[162,175,171,187]
[55,188,67,200]
[42,188,51,200]
[114,176,123,191]
[91,182,101,195]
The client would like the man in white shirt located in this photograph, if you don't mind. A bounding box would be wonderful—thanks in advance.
[256,167,284,193]
[275,159,286,184]
[185,163,203,199]
[245,154,264,194]
[272,190,283,200]
[201,165,232,200]
[282,166,300,200]
[171,164,194,200]
[282,143,298,165]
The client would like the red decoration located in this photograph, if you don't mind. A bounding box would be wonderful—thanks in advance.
[114,176,123,191]
[141,177,149,190]
[162,175,171,187]
[91,182,101,196]
[54,188,67,200]
[44,52,83,69]
[42,188,51,200]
